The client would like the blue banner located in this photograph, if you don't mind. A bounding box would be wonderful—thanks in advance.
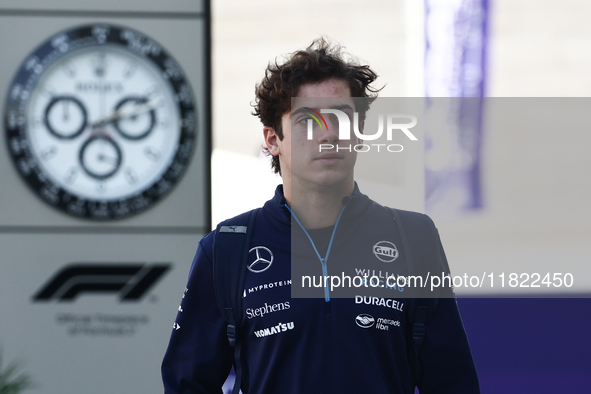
[424,0,488,214]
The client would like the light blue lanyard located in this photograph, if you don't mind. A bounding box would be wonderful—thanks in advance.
[285,203,348,302]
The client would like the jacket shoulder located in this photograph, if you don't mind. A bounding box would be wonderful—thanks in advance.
[371,201,434,226]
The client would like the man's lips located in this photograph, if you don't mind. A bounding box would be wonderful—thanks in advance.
[315,153,343,161]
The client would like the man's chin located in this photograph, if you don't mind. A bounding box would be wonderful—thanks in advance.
[297,173,354,192]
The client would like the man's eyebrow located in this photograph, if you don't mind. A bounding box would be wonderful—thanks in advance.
[291,107,311,117]
[331,104,355,112]
[291,104,355,116]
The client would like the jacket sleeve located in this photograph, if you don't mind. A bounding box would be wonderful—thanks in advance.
[162,232,234,394]
[417,216,480,394]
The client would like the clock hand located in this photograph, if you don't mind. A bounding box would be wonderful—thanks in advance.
[91,97,156,128]
[97,153,118,165]
[62,99,70,122]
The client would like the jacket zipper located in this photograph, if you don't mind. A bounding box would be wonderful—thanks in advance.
[286,204,348,302]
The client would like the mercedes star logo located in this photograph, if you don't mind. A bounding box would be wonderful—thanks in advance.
[248,246,274,273]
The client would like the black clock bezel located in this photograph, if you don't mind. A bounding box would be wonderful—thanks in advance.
[4,23,197,221]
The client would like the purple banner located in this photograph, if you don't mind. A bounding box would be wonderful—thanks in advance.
[424,0,488,214]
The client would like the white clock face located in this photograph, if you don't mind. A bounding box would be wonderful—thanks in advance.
[27,45,181,201]
[5,25,197,220]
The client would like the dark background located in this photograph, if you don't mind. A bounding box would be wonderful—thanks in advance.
[458,298,591,393]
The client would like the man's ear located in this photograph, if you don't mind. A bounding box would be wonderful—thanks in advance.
[263,126,281,156]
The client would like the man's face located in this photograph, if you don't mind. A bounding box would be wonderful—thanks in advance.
[268,78,357,193]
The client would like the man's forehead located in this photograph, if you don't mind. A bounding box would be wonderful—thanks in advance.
[291,96,356,115]
[297,78,351,96]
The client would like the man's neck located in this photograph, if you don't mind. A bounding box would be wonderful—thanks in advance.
[284,181,354,229]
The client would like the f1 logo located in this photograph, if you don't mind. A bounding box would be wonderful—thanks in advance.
[33,263,171,302]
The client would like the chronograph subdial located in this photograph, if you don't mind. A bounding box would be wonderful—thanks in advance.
[44,96,88,140]
[112,96,156,140]
[79,135,122,180]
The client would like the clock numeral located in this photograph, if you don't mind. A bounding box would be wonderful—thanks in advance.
[40,186,59,205]
[123,62,137,79]
[39,146,57,161]
[155,179,172,195]
[40,87,56,97]
[182,112,196,134]
[20,90,30,101]
[31,117,43,129]
[178,140,194,160]
[168,161,185,179]
[144,147,161,161]
[64,167,78,184]
[125,168,139,184]
[10,85,23,101]
[92,25,110,43]
[17,158,32,176]
[92,52,107,77]
[152,97,165,109]
[163,58,182,80]
[62,62,76,78]
[144,86,159,99]
[177,84,193,107]
[113,203,131,217]
[89,202,110,219]
[9,137,23,154]
[51,33,69,52]
[132,195,151,210]
[7,111,25,130]
[25,55,40,72]
[67,201,86,217]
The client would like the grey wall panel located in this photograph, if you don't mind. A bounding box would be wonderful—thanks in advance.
[0,232,200,394]
[0,3,210,393]
[0,0,203,14]
[0,15,210,230]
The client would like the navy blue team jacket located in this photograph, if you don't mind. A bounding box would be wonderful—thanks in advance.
[162,185,480,393]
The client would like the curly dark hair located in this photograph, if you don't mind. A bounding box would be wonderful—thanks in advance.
[253,38,381,174]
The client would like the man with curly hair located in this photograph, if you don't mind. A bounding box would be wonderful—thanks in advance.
[162,39,480,394]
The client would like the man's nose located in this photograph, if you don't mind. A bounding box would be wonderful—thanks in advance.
[318,118,340,143]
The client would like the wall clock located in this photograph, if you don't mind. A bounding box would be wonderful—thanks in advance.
[4,24,197,220]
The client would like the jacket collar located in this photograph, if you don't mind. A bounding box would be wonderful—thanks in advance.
[265,182,372,227]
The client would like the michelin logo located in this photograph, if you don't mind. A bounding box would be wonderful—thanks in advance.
[254,322,295,338]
